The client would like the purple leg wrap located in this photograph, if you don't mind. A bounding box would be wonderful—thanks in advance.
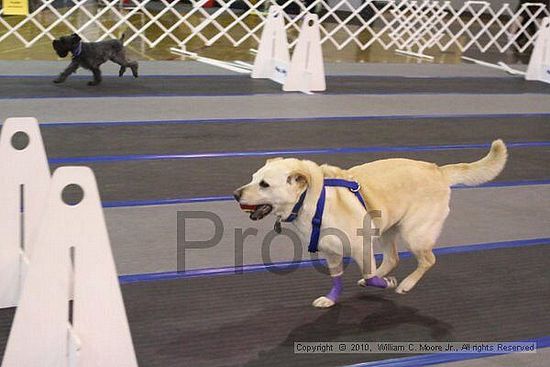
[366,275,389,288]
[326,276,343,302]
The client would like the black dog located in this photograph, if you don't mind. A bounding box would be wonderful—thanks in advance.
[52,33,138,86]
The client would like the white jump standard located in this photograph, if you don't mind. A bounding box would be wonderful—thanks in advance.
[2,167,138,367]
[0,118,50,309]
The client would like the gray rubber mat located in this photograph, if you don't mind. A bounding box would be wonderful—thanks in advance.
[105,186,550,275]
[1,243,548,367]
[36,115,550,158]
[51,147,549,202]
[0,60,527,78]
[2,75,550,99]
[3,95,550,125]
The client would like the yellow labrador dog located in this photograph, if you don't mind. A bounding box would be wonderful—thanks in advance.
[234,140,507,308]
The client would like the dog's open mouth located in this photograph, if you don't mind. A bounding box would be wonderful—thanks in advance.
[239,204,273,220]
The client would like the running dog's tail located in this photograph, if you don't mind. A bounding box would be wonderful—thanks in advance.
[440,139,508,186]
[120,33,126,43]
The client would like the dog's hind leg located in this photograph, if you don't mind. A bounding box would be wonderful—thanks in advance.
[128,60,139,78]
[374,229,399,277]
[395,204,448,294]
[111,53,138,78]
[395,248,436,294]
[88,68,102,86]
[53,61,79,83]
[312,253,343,309]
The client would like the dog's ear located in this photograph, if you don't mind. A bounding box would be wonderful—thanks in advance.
[287,170,308,187]
[71,33,82,42]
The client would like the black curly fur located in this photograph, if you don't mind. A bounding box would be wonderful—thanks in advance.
[52,33,138,86]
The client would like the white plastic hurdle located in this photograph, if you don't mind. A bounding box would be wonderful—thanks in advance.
[0,118,138,366]
[283,13,326,92]
[526,17,550,83]
[251,5,290,84]
[1,167,138,367]
[462,16,550,83]
[0,117,51,309]
[251,8,326,93]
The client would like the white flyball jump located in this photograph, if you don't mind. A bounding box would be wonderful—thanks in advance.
[252,8,326,93]
[526,17,550,84]
[283,13,326,92]
[0,117,51,309]
[252,5,290,84]
[0,118,137,366]
[2,167,138,367]
[461,16,550,81]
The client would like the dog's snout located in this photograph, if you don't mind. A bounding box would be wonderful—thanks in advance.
[233,188,243,202]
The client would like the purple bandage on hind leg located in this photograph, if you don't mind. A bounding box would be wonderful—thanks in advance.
[326,276,343,302]
[366,275,389,288]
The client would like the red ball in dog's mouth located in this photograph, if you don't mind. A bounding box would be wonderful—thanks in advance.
[239,204,273,220]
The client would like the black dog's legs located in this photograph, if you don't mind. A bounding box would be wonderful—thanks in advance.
[118,64,126,77]
[111,53,139,78]
[128,60,139,78]
[88,68,102,86]
[53,61,79,83]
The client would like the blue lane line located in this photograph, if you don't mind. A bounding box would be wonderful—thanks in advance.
[452,178,550,189]
[347,335,550,367]
[14,111,550,128]
[118,237,550,284]
[103,195,234,208]
[49,141,550,165]
[100,179,550,208]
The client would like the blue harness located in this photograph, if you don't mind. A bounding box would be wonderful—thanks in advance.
[283,179,367,253]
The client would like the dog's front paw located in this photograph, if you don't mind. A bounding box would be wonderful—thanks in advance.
[312,296,335,308]
[53,78,64,84]
[87,81,100,86]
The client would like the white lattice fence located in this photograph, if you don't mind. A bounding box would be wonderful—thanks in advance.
[0,0,548,55]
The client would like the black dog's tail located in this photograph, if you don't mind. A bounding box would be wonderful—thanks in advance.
[120,33,126,43]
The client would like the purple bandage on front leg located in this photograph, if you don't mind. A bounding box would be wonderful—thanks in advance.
[366,275,390,288]
[326,276,343,302]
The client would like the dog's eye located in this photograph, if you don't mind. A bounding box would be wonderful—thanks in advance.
[259,180,270,188]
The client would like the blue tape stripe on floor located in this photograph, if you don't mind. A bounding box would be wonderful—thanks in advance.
[118,237,550,284]
[346,335,550,367]
[452,179,550,189]
[49,141,550,165]
[101,179,550,208]
[103,195,234,208]
[26,112,550,128]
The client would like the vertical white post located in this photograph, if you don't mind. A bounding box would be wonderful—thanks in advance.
[0,117,50,309]
[526,17,550,84]
[283,13,326,93]
[2,167,138,367]
[252,5,290,84]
